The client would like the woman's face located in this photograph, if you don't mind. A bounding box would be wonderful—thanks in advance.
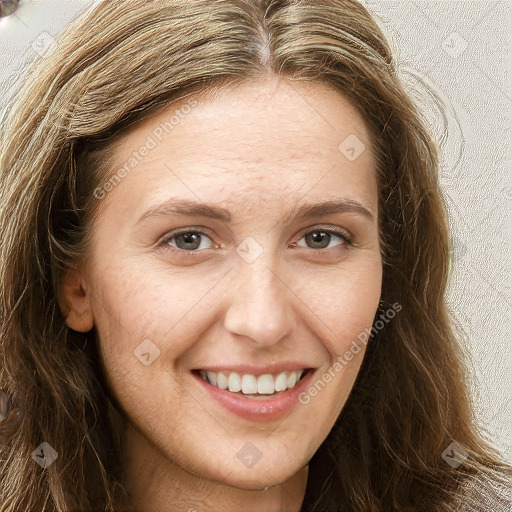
[65,76,382,490]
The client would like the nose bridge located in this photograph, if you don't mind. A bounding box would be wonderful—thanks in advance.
[223,245,296,347]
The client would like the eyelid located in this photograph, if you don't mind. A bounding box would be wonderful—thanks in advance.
[157,226,216,245]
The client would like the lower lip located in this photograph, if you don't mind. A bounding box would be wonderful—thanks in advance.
[192,370,314,422]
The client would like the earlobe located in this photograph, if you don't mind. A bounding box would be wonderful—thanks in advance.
[58,269,94,333]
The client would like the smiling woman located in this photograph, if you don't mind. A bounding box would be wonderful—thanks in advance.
[0,1,510,512]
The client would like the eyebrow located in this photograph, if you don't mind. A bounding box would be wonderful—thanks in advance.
[135,197,375,226]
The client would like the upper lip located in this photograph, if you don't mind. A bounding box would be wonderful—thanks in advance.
[192,363,315,376]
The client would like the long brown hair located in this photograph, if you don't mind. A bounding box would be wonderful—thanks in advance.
[1,1,509,510]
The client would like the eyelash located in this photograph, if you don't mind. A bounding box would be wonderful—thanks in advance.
[157,226,353,255]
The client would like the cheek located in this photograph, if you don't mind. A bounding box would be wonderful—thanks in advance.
[88,262,202,425]
[293,263,381,433]
[295,257,382,354]
[89,259,215,357]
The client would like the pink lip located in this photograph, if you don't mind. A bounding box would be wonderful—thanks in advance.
[192,369,315,422]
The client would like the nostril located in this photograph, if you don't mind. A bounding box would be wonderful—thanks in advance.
[0,1,21,18]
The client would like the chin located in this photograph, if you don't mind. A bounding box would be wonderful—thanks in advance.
[216,468,293,491]
[193,448,307,491]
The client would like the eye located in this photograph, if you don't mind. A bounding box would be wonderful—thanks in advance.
[295,228,352,250]
[160,230,215,252]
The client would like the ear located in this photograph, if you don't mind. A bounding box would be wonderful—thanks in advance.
[58,269,94,333]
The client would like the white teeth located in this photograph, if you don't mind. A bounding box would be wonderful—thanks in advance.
[241,374,258,394]
[286,372,297,388]
[274,371,287,392]
[198,369,307,396]
[257,374,274,394]
[216,372,228,390]
[206,371,217,386]
[228,372,241,392]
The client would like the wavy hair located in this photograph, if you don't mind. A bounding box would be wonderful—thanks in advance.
[0,1,509,510]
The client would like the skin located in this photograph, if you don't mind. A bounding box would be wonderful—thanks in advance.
[60,75,382,512]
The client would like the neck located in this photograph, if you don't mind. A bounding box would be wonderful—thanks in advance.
[119,422,309,512]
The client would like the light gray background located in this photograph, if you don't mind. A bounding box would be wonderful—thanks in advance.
[1,0,511,461]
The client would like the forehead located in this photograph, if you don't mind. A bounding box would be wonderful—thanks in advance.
[103,76,377,219]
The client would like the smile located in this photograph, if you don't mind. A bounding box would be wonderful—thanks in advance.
[191,367,315,422]
[196,369,306,396]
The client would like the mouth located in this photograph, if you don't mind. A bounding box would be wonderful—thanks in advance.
[191,366,315,421]
[192,368,312,399]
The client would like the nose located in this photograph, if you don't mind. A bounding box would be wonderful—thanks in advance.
[223,253,297,348]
